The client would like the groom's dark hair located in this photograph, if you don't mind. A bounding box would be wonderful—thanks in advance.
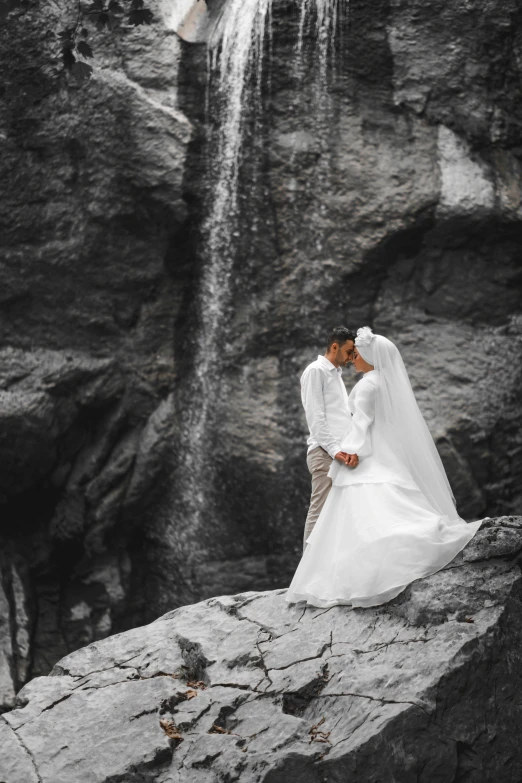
[327,326,356,350]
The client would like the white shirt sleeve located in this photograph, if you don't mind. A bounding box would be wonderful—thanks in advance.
[301,367,341,459]
[339,379,376,458]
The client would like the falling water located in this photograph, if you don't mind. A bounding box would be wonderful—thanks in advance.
[174,0,273,559]
[296,0,341,88]
[173,0,347,573]
[194,0,272,432]
[290,0,346,188]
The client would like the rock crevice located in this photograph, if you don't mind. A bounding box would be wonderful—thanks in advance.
[1,518,522,781]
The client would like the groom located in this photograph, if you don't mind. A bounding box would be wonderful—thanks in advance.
[300,326,358,553]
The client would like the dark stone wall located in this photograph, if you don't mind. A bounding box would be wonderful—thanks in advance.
[0,0,521,706]
[169,0,522,596]
[0,0,191,704]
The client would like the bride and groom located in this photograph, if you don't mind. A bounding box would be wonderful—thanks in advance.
[286,325,482,609]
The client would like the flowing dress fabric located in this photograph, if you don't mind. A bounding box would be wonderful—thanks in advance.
[286,368,482,609]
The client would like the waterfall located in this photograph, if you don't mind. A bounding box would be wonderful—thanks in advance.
[291,0,346,194]
[172,0,273,570]
[296,0,342,92]
[173,0,346,583]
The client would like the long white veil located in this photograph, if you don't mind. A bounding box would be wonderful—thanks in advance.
[355,327,459,521]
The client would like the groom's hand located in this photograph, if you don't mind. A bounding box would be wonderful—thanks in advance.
[334,452,358,467]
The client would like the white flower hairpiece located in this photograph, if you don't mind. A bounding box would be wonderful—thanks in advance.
[355,326,375,348]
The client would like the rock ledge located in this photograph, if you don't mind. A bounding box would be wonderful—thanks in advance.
[1,516,522,783]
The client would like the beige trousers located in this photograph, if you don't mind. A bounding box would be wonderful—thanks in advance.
[303,447,333,553]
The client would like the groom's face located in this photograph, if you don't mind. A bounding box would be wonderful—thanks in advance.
[336,340,355,366]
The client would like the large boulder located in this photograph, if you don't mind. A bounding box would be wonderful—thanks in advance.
[0,0,521,698]
[1,516,522,782]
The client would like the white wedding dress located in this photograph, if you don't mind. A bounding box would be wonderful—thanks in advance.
[286,331,482,609]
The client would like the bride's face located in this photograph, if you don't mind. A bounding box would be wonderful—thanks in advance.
[353,348,374,373]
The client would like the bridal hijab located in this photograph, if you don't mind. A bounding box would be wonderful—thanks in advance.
[355,327,458,521]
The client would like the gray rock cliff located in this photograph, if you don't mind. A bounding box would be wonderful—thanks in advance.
[0,0,521,703]
[0,0,192,704]
[1,517,522,782]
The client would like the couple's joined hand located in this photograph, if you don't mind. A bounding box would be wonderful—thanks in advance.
[334,451,359,468]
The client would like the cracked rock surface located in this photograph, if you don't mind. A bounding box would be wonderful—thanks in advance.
[1,0,522,705]
[1,516,522,782]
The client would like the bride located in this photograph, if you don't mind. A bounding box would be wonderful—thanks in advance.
[286,327,482,609]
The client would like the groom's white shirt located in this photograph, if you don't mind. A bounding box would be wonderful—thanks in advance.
[301,355,352,459]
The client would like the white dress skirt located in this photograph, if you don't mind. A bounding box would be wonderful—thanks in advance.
[286,371,482,609]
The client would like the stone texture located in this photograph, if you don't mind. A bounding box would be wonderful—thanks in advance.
[0,0,521,696]
[0,0,191,701]
[157,0,522,617]
[1,517,522,782]
[0,571,16,711]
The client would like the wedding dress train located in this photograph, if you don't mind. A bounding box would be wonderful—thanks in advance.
[286,330,482,609]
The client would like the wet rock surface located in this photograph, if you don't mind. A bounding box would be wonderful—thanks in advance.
[0,0,190,703]
[1,517,522,782]
[0,0,521,698]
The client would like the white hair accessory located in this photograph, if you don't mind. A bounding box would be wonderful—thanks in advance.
[355,326,376,363]
[355,326,375,348]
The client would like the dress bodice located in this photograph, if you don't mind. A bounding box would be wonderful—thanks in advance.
[328,371,418,491]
